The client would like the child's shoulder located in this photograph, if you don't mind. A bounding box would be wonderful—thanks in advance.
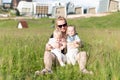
[48,38,55,42]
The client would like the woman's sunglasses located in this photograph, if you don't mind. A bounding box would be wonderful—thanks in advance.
[58,23,67,28]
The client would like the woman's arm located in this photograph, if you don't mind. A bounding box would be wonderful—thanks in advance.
[45,43,53,51]
[60,41,67,50]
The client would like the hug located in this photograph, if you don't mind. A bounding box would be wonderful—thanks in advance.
[35,16,93,75]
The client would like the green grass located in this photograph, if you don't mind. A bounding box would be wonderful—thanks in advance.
[0,12,120,80]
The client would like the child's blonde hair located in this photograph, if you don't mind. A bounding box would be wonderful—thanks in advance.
[53,29,62,38]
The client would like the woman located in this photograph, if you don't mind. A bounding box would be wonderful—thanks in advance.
[35,16,92,75]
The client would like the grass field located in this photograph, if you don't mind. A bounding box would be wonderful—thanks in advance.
[0,12,120,80]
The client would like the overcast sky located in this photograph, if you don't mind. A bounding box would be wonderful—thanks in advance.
[2,0,12,3]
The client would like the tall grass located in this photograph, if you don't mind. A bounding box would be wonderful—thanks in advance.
[0,12,120,80]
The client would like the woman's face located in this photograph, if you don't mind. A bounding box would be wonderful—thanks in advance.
[57,20,67,33]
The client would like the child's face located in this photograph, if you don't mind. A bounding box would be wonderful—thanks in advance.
[67,27,75,36]
[54,34,61,43]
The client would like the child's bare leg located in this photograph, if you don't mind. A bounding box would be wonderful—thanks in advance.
[58,58,65,66]
[66,54,71,64]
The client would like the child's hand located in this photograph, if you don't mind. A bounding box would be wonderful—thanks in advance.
[73,41,80,48]
[67,42,75,48]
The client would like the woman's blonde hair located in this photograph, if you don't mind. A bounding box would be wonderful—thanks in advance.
[55,16,67,30]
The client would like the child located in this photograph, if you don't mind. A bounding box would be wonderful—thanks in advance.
[47,29,66,66]
[66,26,80,65]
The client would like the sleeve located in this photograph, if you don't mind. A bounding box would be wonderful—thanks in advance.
[66,36,70,42]
[75,35,81,42]
[47,33,53,44]
[48,38,53,45]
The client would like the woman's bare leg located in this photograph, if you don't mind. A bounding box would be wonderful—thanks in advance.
[76,51,93,74]
[35,51,56,75]
[44,51,56,70]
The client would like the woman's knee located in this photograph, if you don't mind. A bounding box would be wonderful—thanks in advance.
[44,51,56,62]
[76,51,87,61]
[79,51,87,57]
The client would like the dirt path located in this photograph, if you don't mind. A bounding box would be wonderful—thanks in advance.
[67,12,111,19]
[0,12,111,20]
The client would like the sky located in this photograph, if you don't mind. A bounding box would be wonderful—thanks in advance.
[2,0,12,3]
[33,0,97,7]
[2,0,110,9]
[1,0,101,5]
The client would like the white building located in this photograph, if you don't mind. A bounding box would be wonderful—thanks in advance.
[17,0,118,17]
[17,1,33,15]
[0,0,2,6]
[110,0,120,11]
[33,0,110,13]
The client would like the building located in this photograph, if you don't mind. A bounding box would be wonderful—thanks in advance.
[2,0,32,9]
[12,0,17,8]
[17,0,120,18]
[2,0,12,8]
[12,0,32,9]
[109,0,120,12]
[0,0,2,6]
[12,0,32,8]
[32,0,110,13]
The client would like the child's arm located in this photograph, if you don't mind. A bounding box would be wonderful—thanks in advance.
[45,38,54,51]
[73,34,81,48]
[73,41,80,48]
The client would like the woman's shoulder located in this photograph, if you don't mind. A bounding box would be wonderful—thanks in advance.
[50,34,53,38]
